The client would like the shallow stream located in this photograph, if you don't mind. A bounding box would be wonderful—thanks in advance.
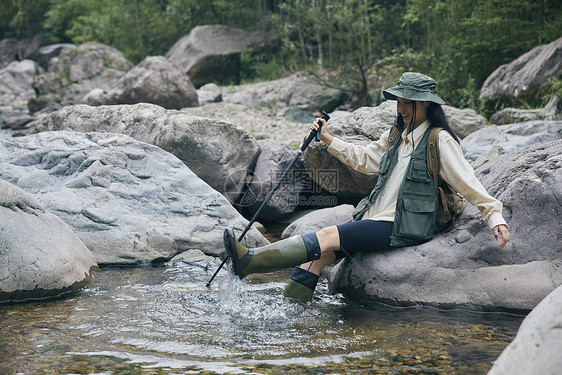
[0,258,524,375]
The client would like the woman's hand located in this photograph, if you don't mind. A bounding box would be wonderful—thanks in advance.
[493,224,511,250]
[311,117,334,145]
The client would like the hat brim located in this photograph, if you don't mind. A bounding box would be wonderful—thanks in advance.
[383,87,445,105]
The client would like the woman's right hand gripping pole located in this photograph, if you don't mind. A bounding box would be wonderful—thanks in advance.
[311,117,334,146]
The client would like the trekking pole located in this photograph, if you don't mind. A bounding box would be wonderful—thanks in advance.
[206,111,331,287]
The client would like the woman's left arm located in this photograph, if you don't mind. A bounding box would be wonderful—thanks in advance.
[438,133,511,249]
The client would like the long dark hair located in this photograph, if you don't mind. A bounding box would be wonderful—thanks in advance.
[397,102,460,144]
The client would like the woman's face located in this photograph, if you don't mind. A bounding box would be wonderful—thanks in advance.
[396,98,429,127]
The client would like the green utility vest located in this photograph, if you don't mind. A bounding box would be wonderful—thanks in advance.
[352,126,439,247]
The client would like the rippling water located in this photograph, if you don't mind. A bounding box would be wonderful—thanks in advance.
[0,256,524,375]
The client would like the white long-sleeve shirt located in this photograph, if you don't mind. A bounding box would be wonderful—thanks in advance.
[327,120,507,230]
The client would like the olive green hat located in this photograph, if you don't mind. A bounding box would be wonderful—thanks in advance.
[383,72,445,104]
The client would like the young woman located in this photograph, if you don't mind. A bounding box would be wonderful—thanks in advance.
[224,72,511,302]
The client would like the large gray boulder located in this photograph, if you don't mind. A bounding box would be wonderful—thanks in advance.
[480,36,562,101]
[0,131,268,264]
[461,120,562,162]
[196,83,223,106]
[442,105,486,139]
[487,284,562,375]
[29,103,260,203]
[328,140,562,312]
[28,43,133,113]
[166,25,265,87]
[0,59,40,131]
[102,56,198,109]
[223,72,346,122]
[491,96,562,125]
[0,179,97,302]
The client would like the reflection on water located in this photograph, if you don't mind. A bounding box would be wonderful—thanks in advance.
[0,258,524,374]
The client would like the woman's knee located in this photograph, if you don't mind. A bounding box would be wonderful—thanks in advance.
[316,226,340,252]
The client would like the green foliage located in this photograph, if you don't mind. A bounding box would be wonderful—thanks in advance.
[1,0,561,110]
[275,0,408,107]
[41,0,262,63]
[240,50,289,83]
[0,0,50,39]
[543,75,562,98]
[404,0,562,110]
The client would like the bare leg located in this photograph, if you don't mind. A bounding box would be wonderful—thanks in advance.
[298,226,340,276]
[300,251,336,275]
[316,226,340,252]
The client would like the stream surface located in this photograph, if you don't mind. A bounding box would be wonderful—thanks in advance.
[0,258,524,375]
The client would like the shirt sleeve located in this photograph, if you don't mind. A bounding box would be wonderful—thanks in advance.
[327,129,391,175]
[438,131,507,229]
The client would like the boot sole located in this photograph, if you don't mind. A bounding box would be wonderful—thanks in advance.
[223,228,245,279]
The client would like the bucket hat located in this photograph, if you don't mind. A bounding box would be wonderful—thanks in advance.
[383,72,445,104]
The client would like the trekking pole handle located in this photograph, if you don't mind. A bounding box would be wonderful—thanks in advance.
[315,111,330,141]
[301,111,330,152]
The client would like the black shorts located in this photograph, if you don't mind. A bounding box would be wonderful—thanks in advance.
[335,220,393,259]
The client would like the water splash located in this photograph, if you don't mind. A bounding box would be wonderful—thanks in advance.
[216,272,306,324]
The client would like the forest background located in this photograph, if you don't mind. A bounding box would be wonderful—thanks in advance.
[1,0,561,116]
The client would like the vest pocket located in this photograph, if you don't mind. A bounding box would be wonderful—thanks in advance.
[396,196,436,240]
[407,159,430,182]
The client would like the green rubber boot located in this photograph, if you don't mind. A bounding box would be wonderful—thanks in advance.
[223,228,319,280]
[283,267,319,302]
